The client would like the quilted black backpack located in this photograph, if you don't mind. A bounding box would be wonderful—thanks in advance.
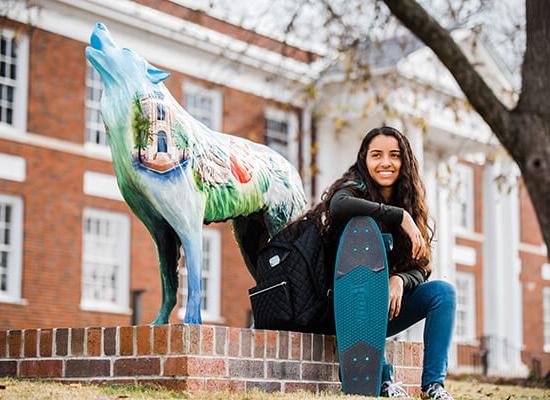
[248,215,335,334]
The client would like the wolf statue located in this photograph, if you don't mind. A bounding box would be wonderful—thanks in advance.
[85,23,307,324]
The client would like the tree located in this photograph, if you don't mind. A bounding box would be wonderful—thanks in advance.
[380,0,550,254]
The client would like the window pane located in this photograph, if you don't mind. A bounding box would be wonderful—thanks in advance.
[82,211,128,307]
[85,64,107,145]
[184,87,218,130]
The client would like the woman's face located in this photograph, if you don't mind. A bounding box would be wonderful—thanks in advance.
[365,134,402,188]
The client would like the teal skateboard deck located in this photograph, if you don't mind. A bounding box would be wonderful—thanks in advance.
[333,216,390,396]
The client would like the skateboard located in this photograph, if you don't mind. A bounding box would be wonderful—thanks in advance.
[333,216,390,396]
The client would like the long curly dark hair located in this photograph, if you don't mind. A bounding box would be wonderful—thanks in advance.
[309,126,434,278]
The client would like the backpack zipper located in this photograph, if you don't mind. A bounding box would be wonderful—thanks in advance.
[249,281,287,298]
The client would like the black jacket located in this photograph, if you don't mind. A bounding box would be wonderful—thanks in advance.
[326,186,426,291]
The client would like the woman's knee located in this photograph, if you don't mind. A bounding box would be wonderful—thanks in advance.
[424,280,456,308]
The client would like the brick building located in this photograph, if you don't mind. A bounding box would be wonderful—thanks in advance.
[0,0,548,377]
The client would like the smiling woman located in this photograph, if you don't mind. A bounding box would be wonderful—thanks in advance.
[308,126,457,399]
[365,135,403,201]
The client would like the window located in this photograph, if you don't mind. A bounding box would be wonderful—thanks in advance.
[544,287,550,351]
[0,29,28,131]
[455,272,476,343]
[0,194,23,302]
[183,82,222,131]
[265,107,298,166]
[81,208,130,312]
[452,163,474,231]
[178,229,221,322]
[157,104,165,121]
[85,63,107,146]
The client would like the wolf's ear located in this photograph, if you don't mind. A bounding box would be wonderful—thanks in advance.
[146,63,170,84]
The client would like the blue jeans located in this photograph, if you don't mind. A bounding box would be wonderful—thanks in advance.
[381,280,456,391]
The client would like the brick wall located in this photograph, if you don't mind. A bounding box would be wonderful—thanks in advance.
[0,324,423,394]
[519,180,550,375]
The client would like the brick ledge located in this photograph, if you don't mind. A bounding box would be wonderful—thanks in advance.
[0,324,423,395]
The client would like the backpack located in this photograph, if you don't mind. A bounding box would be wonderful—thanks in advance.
[248,215,335,334]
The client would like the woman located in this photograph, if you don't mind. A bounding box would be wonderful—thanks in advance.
[310,126,456,399]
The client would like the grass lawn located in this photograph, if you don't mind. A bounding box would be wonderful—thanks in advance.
[0,377,549,399]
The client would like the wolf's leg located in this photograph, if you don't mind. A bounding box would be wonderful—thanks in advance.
[231,211,270,280]
[264,205,290,237]
[151,222,181,325]
[177,224,204,324]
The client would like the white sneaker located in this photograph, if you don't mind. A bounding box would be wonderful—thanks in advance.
[380,380,410,398]
[420,382,454,400]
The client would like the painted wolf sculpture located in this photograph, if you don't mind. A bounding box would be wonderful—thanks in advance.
[85,23,307,324]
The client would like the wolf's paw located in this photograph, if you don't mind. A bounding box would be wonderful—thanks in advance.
[183,307,202,324]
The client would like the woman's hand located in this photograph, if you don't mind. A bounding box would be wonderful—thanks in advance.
[388,275,404,321]
[401,211,427,260]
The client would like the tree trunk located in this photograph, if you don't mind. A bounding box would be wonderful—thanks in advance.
[383,0,550,254]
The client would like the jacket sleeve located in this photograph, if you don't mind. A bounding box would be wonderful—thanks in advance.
[329,187,404,227]
[393,269,426,291]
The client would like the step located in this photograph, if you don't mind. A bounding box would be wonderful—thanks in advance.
[0,324,423,395]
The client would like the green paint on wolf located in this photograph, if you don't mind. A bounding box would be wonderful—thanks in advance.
[129,96,279,224]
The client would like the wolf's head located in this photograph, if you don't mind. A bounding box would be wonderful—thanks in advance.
[85,22,170,94]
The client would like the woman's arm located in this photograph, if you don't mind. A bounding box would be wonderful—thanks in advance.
[329,187,404,227]
[392,269,426,291]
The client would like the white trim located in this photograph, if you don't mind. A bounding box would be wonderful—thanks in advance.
[80,208,130,312]
[542,264,550,281]
[452,245,477,267]
[519,242,547,257]
[454,229,484,242]
[183,81,223,131]
[0,193,24,302]
[454,271,477,344]
[83,171,124,202]
[0,153,26,182]
[265,107,299,167]
[0,125,112,161]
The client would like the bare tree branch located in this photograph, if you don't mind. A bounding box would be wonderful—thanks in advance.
[382,0,514,149]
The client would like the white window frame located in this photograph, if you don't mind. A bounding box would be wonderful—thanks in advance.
[265,107,299,167]
[80,208,130,314]
[183,81,223,131]
[0,194,24,304]
[452,163,475,233]
[454,271,476,344]
[84,62,109,150]
[541,263,550,281]
[544,287,550,352]
[0,28,29,132]
[178,228,222,323]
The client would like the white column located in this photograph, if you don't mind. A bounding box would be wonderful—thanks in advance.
[434,159,456,283]
[407,125,424,176]
[301,102,313,203]
[482,158,528,377]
